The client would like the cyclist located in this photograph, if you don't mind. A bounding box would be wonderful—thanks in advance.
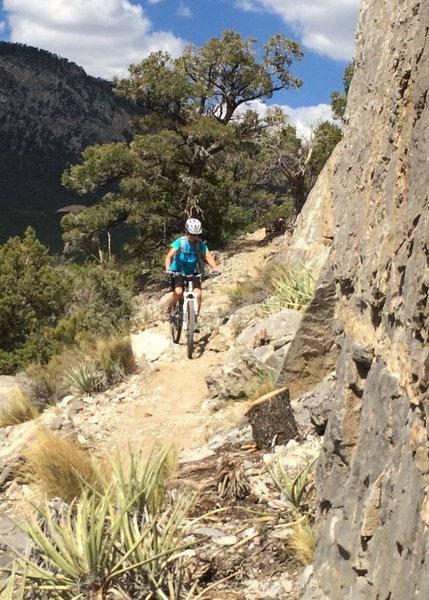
[164,218,219,319]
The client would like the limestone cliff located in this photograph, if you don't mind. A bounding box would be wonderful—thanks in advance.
[279,0,429,597]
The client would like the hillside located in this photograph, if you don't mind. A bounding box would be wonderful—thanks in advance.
[0,229,320,598]
[0,42,141,251]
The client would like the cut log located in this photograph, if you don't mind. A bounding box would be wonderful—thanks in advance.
[246,387,298,449]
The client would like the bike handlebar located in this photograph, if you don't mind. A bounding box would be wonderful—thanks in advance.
[165,270,221,279]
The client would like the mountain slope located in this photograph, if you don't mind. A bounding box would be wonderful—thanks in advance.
[0,42,141,251]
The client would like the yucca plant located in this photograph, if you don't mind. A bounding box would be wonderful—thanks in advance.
[264,266,315,312]
[0,390,39,427]
[0,564,28,599]
[267,457,317,512]
[21,428,103,502]
[1,448,199,599]
[111,446,178,516]
[66,360,105,394]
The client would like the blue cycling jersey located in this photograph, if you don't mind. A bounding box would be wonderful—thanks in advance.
[169,236,208,275]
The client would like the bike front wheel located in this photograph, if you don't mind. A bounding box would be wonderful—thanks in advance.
[186,301,195,358]
[170,304,182,344]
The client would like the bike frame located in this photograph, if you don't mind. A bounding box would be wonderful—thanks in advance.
[181,277,199,328]
[169,273,202,358]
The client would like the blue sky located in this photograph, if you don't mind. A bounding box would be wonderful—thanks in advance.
[0,0,360,136]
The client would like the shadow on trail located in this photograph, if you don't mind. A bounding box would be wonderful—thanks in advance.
[191,332,211,359]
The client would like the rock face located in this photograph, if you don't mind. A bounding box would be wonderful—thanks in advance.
[281,0,429,598]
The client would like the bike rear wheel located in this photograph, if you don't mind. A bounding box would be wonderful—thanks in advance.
[186,301,195,358]
[170,303,182,344]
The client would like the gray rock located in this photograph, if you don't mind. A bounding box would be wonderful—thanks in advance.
[206,353,276,401]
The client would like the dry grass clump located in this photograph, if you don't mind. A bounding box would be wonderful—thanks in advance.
[246,367,277,402]
[287,515,317,565]
[96,335,136,384]
[0,390,39,428]
[25,349,84,408]
[21,428,103,502]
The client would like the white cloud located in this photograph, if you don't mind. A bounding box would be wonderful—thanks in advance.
[234,0,359,60]
[3,0,187,79]
[177,3,192,18]
[0,21,5,33]
[240,99,335,140]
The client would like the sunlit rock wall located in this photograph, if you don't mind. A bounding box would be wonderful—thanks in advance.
[284,0,429,597]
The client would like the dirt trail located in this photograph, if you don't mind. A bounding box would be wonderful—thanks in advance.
[108,229,277,458]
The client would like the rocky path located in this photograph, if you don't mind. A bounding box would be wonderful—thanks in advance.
[88,229,276,460]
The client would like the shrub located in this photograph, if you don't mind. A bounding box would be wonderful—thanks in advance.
[223,284,249,307]
[96,335,136,384]
[25,355,73,409]
[267,457,316,511]
[66,263,135,340]
[247,369,277,401]
[0,390,39,428]
[0,228,72,373]
[21,428,103,502]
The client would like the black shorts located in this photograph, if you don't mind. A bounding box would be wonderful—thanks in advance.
[170,274,202,290]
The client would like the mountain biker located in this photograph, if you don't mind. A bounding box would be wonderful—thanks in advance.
[164,218,219,318]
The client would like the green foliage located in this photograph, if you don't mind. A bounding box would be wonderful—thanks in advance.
[258,198,294,232]
[25,356,74,409]
[223,285,249,307]
[64,263,135,340]
[66,360,105,394]
[331,60,355,122]
[1,448,198,599]
[0,227,72,374]
[0,229,135,375]
[268,458,316,511]
[62,30,304,261]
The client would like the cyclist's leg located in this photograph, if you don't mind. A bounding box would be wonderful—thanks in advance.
[167,275,184,312]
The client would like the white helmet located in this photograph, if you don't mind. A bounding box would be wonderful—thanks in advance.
[185,218,202,235]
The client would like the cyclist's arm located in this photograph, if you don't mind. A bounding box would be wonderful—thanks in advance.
[165,247,177,272]
[204,250,219,270]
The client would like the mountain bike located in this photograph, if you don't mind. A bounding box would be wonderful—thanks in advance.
[169,272,219,359]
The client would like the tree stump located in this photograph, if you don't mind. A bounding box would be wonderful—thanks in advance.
[246,387,298,449]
